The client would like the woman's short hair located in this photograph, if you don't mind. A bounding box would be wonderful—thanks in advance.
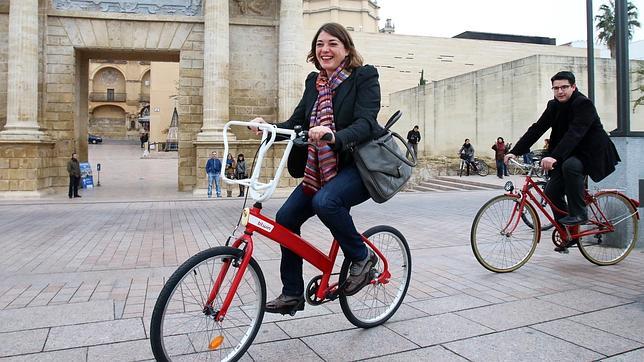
[307,22,364,70]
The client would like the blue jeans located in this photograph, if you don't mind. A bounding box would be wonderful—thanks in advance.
[275,165,370,297]
[207,173,220,197]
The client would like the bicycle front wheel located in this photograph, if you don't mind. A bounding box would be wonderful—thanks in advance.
[471,195,539,272]
[150,246,266,362]
[521,180,554,231]
[476,160,490,176]
[578,192,639,266]
[339,225,411,328]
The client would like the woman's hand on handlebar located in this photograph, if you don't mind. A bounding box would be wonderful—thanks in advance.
[504,153,516,165]
[248,117,267,135]
[308,126,335,146]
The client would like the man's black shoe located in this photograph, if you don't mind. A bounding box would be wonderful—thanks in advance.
[554,238,579,252]
[559,215,588,226]
[265,294,305,315]
[344,249,378,296]
[74,195,81,198]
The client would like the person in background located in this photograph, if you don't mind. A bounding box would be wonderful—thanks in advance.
[458,138,477,175]
[505,71,620,251]
[205,151,222,198]
[406,125,421,158]
[224,153,236,197]
[492,137,509,178]
[67,153,81,199]
[235,154,247,197]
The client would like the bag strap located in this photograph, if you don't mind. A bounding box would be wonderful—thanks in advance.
[384,110,402,130]
[384,131,418,167]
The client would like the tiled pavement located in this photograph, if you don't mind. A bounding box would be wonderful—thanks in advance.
[0,143,643,361]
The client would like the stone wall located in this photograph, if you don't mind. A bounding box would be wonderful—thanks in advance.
[390,55,644,157]
[0,141,56,195]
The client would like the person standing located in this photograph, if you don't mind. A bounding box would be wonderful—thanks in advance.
[67,153,81,199]
[492,137,509,178]
[235,154,247,197]
[406,125,421,158]
[205,151,222,198]
[250,23,382,314]
[505,71,620,251]
[224,153,236,197]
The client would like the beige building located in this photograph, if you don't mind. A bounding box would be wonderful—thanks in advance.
[0,0,625,197]
[303,0,380,33]
[149,62,180,146]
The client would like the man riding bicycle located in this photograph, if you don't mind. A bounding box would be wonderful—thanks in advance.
[505,71,620,251]
[458,138,478,175]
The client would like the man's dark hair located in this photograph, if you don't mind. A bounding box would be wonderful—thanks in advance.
[551,71,575,85]
[413,125,419,129]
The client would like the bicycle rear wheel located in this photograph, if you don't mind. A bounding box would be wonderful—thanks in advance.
[339,225,411,328]
[521,181,554,231]
[150,246,266,362]
[459,160,465,177]
[476,160,490,176]
[471,195,539,272]
[578,192,639,266]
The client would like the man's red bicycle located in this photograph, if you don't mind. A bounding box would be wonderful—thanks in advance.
[471,159,639,273]
[149,121,412,361]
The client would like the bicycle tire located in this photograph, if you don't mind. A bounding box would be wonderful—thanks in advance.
[508,162,525,176]
[150,246,266,362]
[459,160,465,177]
[577,192,639,266]
[521,181,554,231]
[339,225,411,328]
[476,160,490,176]
[471,195,539,272]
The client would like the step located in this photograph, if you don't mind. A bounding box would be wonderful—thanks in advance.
[412,184,446,192]
[436,176,504,190]
[421,178,491,191]
[416,181,463,192]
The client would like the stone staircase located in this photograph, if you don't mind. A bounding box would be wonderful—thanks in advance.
[408,176,504,193]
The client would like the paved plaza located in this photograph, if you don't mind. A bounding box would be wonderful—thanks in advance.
[0,143,643,361]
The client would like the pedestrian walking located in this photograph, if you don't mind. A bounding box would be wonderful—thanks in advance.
[205,151,222,198]
[406,125,421,158]
[67,153,81,198]
[224,153,236,197]
[235,154,247,197]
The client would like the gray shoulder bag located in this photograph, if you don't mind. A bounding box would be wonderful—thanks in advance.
[353,111,417,203]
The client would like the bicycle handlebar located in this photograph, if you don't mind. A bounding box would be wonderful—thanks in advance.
[222,121,296,203]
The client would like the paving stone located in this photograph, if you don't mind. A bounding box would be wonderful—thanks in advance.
[408,293,491,315]
[45,318,145,350]
[365,345,467,361]
[0,348,87,361]
[532,319,643,356]
[601,347,644,361]
[456,298,580,330]
[387,313,493,347]
[0,329,49,357]
[570,303,644,343]
[537,288,633,312]
[276,312,356,338]
[86,339,152,362]
[253,322,290,343]
[444,327,603,361]
[0,301,113,333]
[247,339,322,362]
[300,326,418,361]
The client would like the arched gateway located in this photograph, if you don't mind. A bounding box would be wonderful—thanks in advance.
[0,0,304,196]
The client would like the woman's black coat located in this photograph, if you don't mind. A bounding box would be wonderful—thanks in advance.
[277,65,382,178]
[509,89,620,182]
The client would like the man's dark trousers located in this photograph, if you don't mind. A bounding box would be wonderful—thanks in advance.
[68,176,80,198]
[544,156,586,222]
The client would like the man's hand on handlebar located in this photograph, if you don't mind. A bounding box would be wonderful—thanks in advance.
[540,156,557,171]
[308,126,335,146]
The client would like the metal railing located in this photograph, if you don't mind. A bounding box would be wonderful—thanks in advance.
[89,92,126,102]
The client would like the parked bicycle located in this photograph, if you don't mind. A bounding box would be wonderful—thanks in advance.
[458,157,489,177]
[150,120,412,361]
[471,159,639,272]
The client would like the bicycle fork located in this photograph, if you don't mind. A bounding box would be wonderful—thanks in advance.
[206,236,254,322]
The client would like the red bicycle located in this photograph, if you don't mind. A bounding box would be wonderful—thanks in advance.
[150,121,412,361]
[471,159,639,273]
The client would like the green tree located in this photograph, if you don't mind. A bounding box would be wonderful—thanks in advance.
[632,65,644,111]
[595,0,641,58]
[419,69,427,86]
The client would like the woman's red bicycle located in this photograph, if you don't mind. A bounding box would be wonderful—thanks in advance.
[149,121,412,361]
[471,159,639,273]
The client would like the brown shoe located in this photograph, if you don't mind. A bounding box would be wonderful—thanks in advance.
[343,249,378,296]
[554,238,579,252]
[265,294,304,315]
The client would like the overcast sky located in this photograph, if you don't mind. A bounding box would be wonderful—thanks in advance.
[377,0,644,45]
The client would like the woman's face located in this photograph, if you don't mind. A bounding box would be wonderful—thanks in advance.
[316,31,348,74]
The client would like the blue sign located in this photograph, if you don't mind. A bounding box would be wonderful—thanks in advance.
[80,162,94,189]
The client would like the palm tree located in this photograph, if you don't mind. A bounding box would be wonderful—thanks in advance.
[632,65,644,111]
[595,0,641,58]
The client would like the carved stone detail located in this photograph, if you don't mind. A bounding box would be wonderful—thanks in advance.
[51,0,203,16]
[231,0,275,18]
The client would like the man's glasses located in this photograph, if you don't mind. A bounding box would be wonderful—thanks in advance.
[551,85,571,91]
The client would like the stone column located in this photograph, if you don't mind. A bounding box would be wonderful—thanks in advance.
[0,0,45,140]
[278,0,304,121]
[198,0,231,141]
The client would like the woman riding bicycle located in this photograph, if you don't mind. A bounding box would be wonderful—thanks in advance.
[458,138,478,175]
[250,23,382,315]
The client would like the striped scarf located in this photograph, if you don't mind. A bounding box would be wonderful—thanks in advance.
[301,60,352,195]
